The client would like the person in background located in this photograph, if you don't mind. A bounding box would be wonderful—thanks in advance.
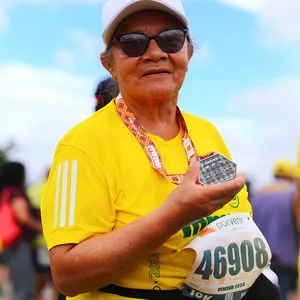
[41,0,279,299]
[27,168,58,300]
[0,254,8,298]
[94,77,119,111]
[245,179,253,201]
[0,170,8,299]
[252,159,298,300]
[294,140,300,297]
[0,161,42,300]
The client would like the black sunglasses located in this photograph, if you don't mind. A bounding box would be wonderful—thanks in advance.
[112,28,189,57]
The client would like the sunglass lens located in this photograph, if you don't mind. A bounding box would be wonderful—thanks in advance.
[119,33,149,57]
[157,29,185,53]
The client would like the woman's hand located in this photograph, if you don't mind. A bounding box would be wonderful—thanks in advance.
[160,158,246,229]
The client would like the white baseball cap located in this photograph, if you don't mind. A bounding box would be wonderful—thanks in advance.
[102,0,189,46]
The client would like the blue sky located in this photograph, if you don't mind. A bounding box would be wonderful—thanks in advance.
[0,0,299,188]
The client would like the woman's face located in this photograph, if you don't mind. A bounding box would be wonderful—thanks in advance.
[104,10,193,103]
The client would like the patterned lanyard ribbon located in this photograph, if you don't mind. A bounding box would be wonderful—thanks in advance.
[115,97,198,184]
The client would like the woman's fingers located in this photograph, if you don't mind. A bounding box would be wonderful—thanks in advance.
[168,171,246,226]
[183,158,199,184]
[202,173,246,201]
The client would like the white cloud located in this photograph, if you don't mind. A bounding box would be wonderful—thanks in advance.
[216,77,300,189]
[258,0,300,45]
[230,77,300,121]
[0,62,95,183]
[55,49,76,70]
[216,0,267,13]
[216,0,300,45]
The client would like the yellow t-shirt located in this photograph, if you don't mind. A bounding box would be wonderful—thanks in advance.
[41,101,252,300]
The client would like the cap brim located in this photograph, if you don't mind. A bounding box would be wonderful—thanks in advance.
[102,0,189,45]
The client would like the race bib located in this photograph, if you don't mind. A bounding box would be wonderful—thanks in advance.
[183,213,271,300]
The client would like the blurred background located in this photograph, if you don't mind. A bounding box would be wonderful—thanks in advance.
[0,0,299,299]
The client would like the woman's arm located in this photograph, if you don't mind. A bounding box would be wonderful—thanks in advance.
[50,160,245,297]
[11,197,42,232]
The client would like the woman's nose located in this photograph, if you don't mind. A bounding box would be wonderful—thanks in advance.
[142,39,168,61]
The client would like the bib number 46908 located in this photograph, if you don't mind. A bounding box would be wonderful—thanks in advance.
[195,237,268,280]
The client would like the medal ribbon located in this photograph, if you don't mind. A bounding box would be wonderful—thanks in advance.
[115,97,198,184]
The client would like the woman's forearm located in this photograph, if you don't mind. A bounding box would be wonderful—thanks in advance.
[50,204,184,297]
[20,217,42,232]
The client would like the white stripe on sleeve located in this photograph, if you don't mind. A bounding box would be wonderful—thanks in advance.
[54,163,62,229]
[68,160,78,226]
[60,161,69,227]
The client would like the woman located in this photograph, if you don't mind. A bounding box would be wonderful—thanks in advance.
[0,162,41,300]
[41,0,280,299]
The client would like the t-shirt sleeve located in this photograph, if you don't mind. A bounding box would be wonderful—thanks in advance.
[41,144,116,250]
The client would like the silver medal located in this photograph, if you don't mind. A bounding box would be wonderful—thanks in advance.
[199,152,237,185]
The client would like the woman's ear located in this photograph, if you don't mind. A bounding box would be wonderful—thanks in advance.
[187,43,194,61]
[100,52,117,80]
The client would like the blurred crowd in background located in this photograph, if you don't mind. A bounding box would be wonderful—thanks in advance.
[0,77,119,300]
[0,77,299,300]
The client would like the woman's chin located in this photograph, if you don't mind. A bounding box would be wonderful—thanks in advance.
[141,90,176,101]
[137,84,177,99]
